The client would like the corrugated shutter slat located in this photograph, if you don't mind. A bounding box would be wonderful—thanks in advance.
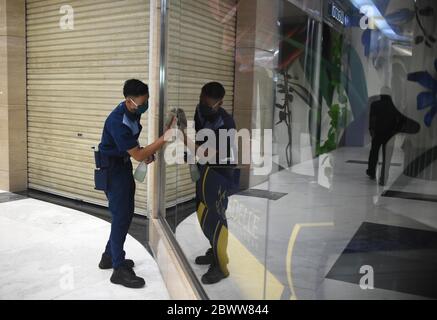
[26,0,150,214]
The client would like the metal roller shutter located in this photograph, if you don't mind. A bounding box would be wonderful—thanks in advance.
[165,0,236,206]
[26,0,150,214]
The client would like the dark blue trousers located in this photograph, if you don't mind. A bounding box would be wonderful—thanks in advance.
[104,161,135,268]
[195,165,233,275]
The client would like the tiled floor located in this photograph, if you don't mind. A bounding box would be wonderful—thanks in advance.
[0,191,169,300]
[174,145,437,300]
[2,143,435,300]
[326,222,437,299]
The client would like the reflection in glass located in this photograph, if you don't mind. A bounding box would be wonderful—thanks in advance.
[160,0,437,300]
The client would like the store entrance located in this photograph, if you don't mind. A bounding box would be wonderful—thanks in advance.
[274,0,322,170]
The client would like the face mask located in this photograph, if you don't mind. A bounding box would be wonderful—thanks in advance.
[136,101,148,115]
[198,102,218,119]
[130,98,149,115]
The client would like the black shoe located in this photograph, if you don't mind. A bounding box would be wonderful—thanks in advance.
[99,252,134,270]
[201,264,229,285]
[366,169,376,180]
[110,265,145,288]
[195,248,214,265]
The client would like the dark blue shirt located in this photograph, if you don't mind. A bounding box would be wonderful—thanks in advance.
[194,106,236,166]
[98,101,142,158]
[194,106,239,190]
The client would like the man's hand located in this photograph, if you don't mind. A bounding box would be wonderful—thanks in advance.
[145,154,155,164]
[165,114,177,131]
[174,108,187,131]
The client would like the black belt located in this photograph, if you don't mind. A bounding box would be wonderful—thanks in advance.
[94,149,130,169]
[108,155,131,166]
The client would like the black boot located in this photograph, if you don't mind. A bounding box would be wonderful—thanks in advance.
[99,252,134,269]
[110,265,145,288]
[195,248,214,265]
[201,264,229,285]
[366,169,376,180]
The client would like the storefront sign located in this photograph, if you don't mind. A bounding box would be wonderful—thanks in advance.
[330,2,349,26]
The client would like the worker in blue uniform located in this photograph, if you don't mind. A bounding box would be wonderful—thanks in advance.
[180,82,240,284]
[95,79,175,288]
